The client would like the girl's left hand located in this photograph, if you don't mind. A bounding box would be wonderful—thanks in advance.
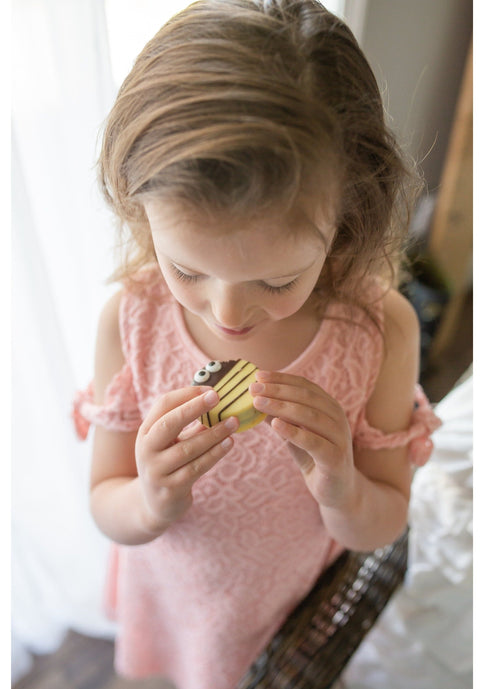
[250,371,356,509]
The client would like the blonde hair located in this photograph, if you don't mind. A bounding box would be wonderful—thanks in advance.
[99,0,418,304]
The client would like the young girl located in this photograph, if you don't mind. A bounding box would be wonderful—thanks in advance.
[73,1,441,687]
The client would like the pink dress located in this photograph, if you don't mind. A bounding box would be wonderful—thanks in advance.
[73,272,441,689]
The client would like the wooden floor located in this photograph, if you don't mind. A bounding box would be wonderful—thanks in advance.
[12,631,175,689]
[12,291,473,689]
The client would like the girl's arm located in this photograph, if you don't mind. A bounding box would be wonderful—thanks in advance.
[319,289,419,549]
[251,289,420,551]
[89,291,238,545]
[89,291,146,544]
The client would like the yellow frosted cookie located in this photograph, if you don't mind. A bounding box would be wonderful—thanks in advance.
[191,360,266,432]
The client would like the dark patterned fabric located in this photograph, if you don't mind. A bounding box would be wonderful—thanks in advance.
[238,530,409,689]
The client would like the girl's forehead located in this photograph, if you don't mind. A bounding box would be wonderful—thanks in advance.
[145,198,334,281]
[144,196,335,248]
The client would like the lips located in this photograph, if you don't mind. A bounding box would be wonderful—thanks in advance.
[215,324,254,336]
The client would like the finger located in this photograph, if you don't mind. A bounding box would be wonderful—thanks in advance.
[177,418,206,441]
[255,370,325,396]
[164,416,239,478]
[252,393,342,444]
[141,386,212,434]
[165,416,239,474]
[271,416,336,460]
[251,377,339,423]
[141,387,219,442]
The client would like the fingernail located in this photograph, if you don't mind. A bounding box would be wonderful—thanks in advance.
[221,437,233,450]
[204,389,218,405]
[250,382,265,394]
[224,416,239,431]
[253,396,269,409]
[256,370,272,381]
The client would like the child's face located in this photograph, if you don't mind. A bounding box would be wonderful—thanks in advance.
[144,198,335,342]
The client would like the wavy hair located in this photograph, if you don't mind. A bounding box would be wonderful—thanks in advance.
[99,0,419,307]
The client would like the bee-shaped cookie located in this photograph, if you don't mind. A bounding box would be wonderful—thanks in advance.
[191,360,266,432]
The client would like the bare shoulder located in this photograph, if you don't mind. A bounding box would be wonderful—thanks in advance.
[381,288,420,359]
[365,288,420,433]
[94,290,125,404]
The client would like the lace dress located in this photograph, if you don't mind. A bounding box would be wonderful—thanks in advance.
[73,272,440,689]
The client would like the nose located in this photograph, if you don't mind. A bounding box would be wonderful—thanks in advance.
[209,282,251,329]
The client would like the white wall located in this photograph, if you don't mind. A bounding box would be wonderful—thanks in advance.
[360,0,472,191]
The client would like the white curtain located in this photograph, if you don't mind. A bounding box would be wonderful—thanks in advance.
[11,1,218,681]
[12,0,119,681]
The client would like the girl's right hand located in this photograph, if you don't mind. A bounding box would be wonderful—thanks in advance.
[135,386,239,534]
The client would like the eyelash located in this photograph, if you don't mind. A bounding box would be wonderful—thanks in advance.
[171,265,200,283]
[170,265,298,294]
[260,278,299,294]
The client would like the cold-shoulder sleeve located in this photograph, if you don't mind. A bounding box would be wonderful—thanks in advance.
[354,385,442,467]
[72,282,151,440]
[72,362,142,439]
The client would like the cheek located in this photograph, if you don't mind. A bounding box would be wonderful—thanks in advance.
[266,269,322,317]
[159,270,203,310]
[264,290,313,319]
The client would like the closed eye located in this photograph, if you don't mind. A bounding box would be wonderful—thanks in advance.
[171,264,202,283]
[260,278,299,294]
[171,263,299,293]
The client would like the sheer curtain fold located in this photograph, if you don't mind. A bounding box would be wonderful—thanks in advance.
[12,0,118,682]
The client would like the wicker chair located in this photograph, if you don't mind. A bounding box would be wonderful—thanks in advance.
[237,529,409,689]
